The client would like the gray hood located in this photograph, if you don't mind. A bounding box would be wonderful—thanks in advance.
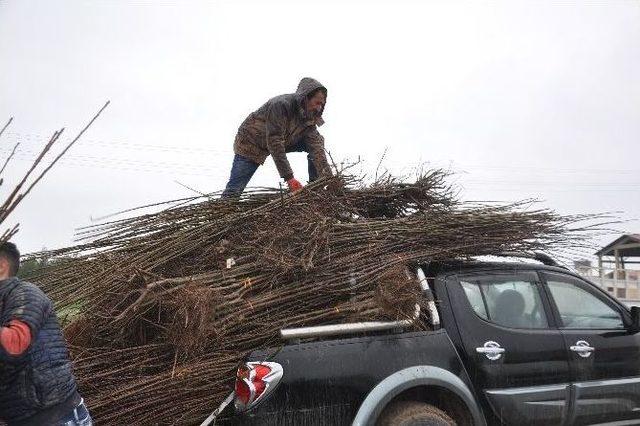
[295,77,327,126]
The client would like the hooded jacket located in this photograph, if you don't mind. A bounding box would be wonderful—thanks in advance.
[0,277,79,424]
[233,78,332,180]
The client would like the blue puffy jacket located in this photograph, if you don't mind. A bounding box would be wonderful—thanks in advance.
[0,277,79,424]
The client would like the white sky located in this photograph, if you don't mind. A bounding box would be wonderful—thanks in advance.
[0,0,638,261]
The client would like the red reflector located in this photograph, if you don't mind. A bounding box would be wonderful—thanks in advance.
[253,365,271,380]
[235,379,250,405]
[252,365,270,399]
[252,379,266,399]
[234,362,283,411]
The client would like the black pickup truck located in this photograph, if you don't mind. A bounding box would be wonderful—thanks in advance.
[214,255,640,425]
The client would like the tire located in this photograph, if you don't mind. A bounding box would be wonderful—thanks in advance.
[376,401,456,426]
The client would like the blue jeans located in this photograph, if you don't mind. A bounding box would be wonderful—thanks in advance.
[59,399,92,426]
[222,140,318,198]
[288,139,319,183]
[221,154,260,198]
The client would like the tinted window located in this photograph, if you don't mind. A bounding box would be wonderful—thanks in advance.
[545,273,624,329]
[460,281,488,319]
[460,274,548,329]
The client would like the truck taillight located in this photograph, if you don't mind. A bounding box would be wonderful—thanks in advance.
[234,361,283,411]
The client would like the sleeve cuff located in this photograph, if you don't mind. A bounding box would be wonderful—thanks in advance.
[1,320,32,356]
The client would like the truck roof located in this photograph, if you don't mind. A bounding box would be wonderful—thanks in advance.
[425,259,571,276]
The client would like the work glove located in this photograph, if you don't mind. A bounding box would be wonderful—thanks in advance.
[286,178,303,192]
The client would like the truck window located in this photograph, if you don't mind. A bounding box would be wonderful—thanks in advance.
[460,275,548,329]
[545,273,625,329]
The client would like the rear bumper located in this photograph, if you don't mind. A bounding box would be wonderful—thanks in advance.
[218,403,356,426]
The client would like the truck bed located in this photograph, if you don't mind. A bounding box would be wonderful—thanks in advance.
[221,329,472,425]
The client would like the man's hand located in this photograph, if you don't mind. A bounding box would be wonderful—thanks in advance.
[286,178,303,192]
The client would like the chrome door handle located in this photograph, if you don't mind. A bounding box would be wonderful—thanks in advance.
[476,341,505,360]
[570,340,595,358]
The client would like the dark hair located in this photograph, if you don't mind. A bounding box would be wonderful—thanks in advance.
[0,241,20,276]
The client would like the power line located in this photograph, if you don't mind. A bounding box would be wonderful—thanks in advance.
[2,137,639,190]
[363,158,640,174]
[0,147,232,172]
[4,132,640,175]
[460,180,640,188]
[0,152,229,178]
[2,153,638,192]
[2,131,229,154]
[1,148,639,188]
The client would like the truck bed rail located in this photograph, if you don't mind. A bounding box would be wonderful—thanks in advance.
[280,266,436,340]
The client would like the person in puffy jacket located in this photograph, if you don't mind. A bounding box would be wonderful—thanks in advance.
[222,77,332,197]
[0,242,92,426]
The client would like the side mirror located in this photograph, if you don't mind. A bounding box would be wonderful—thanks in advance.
[630,306,640,332]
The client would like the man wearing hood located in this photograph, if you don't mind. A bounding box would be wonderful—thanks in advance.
[222,77,332,197]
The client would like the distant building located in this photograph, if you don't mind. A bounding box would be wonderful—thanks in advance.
[595,234,640,279]
[590,234,640,301]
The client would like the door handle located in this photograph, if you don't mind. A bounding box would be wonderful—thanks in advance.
[476,341,505,360]
[570,340,595,358]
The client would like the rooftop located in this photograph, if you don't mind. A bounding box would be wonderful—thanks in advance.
[596,234,640,258]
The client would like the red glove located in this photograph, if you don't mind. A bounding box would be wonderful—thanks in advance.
[286,178,303,192]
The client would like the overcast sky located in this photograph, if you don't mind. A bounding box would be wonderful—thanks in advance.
[0,0,638,261]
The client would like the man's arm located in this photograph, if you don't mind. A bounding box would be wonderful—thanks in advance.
[1,320,31,355]
[265,102,295,180]
[304,127,332,177]
[0,282,52,360]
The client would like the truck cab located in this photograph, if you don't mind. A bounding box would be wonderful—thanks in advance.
[215,256,640,425]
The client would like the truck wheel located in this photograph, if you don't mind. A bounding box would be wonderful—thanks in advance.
[377,401,456,426]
